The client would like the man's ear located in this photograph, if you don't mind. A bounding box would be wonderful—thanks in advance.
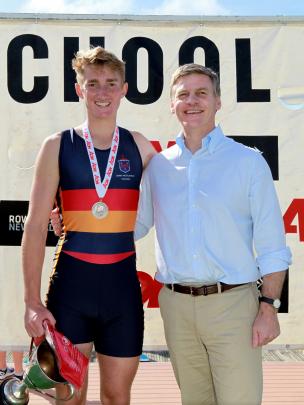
[75,83,84,99]
[170,101,175,114]
[121,82,128,98]
[216,97,222,111]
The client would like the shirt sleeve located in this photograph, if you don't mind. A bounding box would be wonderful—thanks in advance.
[134,167,154,241]
[249,152,292,276]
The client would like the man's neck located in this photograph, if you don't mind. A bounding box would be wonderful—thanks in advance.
[183,126,215,154]
[84,117,117,149]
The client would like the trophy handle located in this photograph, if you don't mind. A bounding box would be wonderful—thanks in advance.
[58,382,75,401]
[33,382,75,401]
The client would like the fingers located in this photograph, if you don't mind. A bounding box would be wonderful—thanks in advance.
[50,207,63,236]
[252,310,281,348]
[252,328,280,347]
[252,329,260,348]
[25,306,56,338]
[25,316,45,338]
[46,312,56,327]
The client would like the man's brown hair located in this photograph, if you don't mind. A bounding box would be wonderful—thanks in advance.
[72,46,125,84]
[170,64,221,98]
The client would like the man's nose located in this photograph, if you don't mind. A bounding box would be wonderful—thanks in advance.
[99,84,110,93]
[186,93,199,103]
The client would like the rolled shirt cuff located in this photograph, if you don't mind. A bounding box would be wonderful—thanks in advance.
[257,246,292,277]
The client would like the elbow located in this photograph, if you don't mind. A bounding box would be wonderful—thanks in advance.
[22,219,49,244]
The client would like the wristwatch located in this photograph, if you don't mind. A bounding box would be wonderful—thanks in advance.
[259,295,281,310]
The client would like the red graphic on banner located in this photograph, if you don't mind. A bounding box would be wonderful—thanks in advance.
[137,271,163,308]
[283,198,304,242]
[150,140,176,152]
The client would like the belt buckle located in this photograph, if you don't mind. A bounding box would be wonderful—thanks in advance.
[202,285,209,296]
[190,286,194,296]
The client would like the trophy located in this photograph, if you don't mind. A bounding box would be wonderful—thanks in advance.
[0,340,74,404]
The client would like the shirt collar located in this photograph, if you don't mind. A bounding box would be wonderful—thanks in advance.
[176,125,225,155]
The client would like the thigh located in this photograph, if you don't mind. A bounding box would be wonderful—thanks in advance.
[159,286,216,405]
[98,353,139,404]
[200,284,263,405]
[46,301,96,346]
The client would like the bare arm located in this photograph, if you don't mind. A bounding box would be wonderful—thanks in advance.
[131,131,157,169]
[22,133,61,337]
[131,132,156,240]
[252,270,287,347]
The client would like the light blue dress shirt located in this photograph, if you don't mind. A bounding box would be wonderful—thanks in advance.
[135,126,291,284]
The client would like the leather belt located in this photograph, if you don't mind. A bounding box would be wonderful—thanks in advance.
[165,282,247,297]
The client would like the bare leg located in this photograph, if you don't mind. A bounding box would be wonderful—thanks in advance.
[55,342,93,405]
[0,352,6,369]
[98,354,140,405]
[12,352,24,375]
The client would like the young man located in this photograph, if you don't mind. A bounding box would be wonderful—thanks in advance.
[135,64,291,404]
[22,46,155,405]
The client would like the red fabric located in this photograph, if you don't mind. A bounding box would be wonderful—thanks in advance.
[63,249,134,264]
[61,188,139,211]
[43,321,89,389]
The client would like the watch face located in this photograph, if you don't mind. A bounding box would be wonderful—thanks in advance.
[273,299,281,309]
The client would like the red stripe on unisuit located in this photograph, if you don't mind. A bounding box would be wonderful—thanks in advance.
[61,189,139,211]
[63,250,135,264]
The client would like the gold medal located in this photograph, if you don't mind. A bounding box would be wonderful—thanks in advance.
[91,201,109,219]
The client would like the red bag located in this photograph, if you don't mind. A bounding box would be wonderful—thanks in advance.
[43,321,89,389]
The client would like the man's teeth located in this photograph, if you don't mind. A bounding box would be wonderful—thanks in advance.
[185,110,202,114]
[96,101,110,107]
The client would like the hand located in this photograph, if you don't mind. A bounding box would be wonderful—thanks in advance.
[50,207,62,236]
[24,302,56,338]
[252,303,280,347]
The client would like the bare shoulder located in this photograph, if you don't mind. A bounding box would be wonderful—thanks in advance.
[43,131,62,149]
[34,132,63,172]
[131,131,156,169]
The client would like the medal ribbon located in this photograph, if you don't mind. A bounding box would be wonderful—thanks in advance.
[82,122,119,200]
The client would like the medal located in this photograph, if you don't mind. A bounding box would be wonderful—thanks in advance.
[91,201,109,219]
[82,122,120,219]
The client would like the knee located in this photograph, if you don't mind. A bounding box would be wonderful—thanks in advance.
[101,388,130,405]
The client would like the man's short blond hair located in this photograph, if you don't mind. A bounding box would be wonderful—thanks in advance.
[72,46,125,84]
[170,64,221,98]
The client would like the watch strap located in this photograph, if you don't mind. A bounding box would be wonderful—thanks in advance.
[259,295,281,309]
[259,296,274,305]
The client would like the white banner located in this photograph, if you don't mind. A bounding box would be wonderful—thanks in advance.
[0,15,303,348]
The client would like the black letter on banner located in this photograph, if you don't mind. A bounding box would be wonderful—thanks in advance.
[228,135,278,180]
[236,38,270,102]
[122,37,163,104]
[7,34,48,103]
[179,36,220,79]
[64,37,79,102]
[90,37,105,48]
